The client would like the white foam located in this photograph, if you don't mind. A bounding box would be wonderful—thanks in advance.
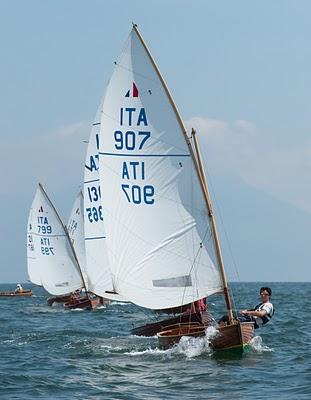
[250,335,273,352]
[126,326,219,359]
[168,326,218,358]
[125,347,167,356]
[96,305,108,310]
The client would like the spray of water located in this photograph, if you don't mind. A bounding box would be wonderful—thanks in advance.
[169,326,218,358]
[250,336,273,353]
[125,326,220,359]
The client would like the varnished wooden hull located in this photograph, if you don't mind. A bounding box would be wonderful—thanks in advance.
[0,290,33,297]
[157,323,206,348]
[211,322,254,351]
[157,321,254,352]
[47,294,72,306]
[131,312,202,336]
[63,296,109,310]
[64,296,98,310]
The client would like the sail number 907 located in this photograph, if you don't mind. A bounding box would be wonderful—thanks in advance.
[121,184,154,205]
[114,131,150,151]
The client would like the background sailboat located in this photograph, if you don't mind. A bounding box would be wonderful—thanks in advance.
[27,184,84,297]
[67,190,87,284]
[83,101,126,302]
[98,25,254,351]
[27,184,100,309]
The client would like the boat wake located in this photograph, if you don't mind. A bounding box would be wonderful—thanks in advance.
[250,335,273,353]
[125,347,167,356]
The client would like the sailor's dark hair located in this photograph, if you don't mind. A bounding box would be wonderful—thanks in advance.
[260,287,272,296]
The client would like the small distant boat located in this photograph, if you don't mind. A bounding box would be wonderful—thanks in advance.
[0,289,33,297]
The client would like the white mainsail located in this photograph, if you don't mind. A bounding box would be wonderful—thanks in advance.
[83,103,124,301]
[27,183,83,295]
[67,190,87,286]
[98,27,223,309]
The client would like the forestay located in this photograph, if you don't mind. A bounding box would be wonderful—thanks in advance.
[27,184,82,295]
[83,103,124,301]
[67,190,88,286]
[98,27,223,309]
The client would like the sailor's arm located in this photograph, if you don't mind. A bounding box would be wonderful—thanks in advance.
[240,309,267,317]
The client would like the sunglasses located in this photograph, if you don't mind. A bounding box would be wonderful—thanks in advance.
[260,292,269,296]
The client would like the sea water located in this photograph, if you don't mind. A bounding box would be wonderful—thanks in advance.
[0,282,310,399]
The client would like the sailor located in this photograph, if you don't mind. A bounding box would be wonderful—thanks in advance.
[15,284,24,293]
[238,287,274,328]
[218,287,274,329]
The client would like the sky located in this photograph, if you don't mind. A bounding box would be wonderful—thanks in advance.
[0,0,310,283]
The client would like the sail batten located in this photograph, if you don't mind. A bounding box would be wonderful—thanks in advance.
[98,27,222,309]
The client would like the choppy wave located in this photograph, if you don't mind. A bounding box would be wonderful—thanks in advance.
[1,282,310,399]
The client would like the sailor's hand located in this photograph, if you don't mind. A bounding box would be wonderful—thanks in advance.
[240,310,248,315]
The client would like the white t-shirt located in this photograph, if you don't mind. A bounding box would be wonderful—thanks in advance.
[253,301,274,327]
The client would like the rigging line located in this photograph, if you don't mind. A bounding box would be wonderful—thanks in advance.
[202,160,241,311]
[113,33,131,72]
[114,61,160,85]
[179,223,212,307]
[176,225,214,325]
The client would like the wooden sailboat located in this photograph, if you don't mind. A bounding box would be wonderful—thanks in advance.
[0,289,32,297]
[62,189,102,309]
[98,25,254,352]
[27,184,98,309]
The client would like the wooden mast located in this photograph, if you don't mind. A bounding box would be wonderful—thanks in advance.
[190,130,234,324]
[39,183,90,299]
[133,25,234,323]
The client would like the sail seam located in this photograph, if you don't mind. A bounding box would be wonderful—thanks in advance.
[30,233,66,238]
[99,152,190,158]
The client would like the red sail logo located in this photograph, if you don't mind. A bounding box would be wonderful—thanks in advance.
[125,82,139,98]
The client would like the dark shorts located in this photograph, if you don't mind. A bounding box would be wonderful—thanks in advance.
[218,313,259,329]
[236,313,259,329]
